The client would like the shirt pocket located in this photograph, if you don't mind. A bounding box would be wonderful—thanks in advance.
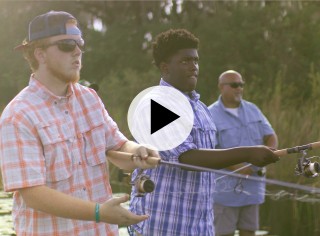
[37,122,73,182]
[82,124,107,166]
[248,120,263,144]
[217,123,241,148]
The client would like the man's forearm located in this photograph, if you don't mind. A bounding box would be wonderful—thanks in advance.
[179,146,278,169]
[107,141,141,170]
[179,148,252,169]
[19,185,96,221]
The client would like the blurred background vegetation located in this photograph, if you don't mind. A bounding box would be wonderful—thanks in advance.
[1,0,320,235]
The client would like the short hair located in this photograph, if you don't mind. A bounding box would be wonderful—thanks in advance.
[152,29,199,67]
[21,18,78,72]
[22,38,48,72]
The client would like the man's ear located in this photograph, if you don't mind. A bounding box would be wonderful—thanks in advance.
[218,83,224,91]
[34,48,46,65]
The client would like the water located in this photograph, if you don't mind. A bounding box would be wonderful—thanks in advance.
[0,191,15,235]
[0,191,129,236]
[5,188,319,236]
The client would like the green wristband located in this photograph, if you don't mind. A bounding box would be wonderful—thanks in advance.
[95,203,100,223]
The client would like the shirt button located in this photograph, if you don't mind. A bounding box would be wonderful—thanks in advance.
[65,111,69,115]
[54,101,57,105]
[79,162,82,165]
[83,187,86,191]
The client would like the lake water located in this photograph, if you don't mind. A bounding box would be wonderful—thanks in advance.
[0,191,129,236]
[2,188,319,236]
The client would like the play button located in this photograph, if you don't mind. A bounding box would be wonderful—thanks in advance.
[151,99,180,134]
[127,86,194,151]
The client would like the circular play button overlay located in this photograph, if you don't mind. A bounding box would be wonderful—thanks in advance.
[127,86,194,151]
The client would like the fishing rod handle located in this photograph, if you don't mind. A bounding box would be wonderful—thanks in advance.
[274,141,320,157]
[106,150,161,166]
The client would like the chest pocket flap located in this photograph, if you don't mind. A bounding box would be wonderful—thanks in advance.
[216,122,241,148]
[78,109,107,167]
[82,123,107,166]
[36,122,73,182]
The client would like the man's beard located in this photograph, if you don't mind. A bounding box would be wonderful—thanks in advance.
[47,61,80,84]
[234,94,242,102]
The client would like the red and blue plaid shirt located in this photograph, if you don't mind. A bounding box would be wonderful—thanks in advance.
[0,75,127,235]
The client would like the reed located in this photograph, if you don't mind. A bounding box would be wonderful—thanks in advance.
[248,68,320,236]
[1,67,320,235]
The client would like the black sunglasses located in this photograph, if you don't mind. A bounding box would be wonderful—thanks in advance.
[222,82,245,88]
[43,39,85,52]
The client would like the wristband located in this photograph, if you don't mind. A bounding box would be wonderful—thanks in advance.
[95,203,100,223]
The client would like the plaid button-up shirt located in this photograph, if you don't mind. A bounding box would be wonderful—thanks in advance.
[129,80,217,236]
[0,75,127,236]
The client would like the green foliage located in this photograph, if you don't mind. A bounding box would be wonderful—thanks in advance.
[256,66,320,236]
[2,1,320,235]
[97,68,159,138]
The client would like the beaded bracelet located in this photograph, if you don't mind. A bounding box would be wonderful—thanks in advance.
[95,203,100,223]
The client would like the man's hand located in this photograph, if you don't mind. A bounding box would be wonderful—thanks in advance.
[19,186,147,225]
[109,141,160,170]
[100,194,148,225]
[248,146,280,167]
[132,145,160,169]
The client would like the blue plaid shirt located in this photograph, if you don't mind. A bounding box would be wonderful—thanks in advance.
[129,80,217,236]
[208,96,275,206]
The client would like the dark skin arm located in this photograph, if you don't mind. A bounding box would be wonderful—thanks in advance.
[223,133,279,174]
[179,146,279,169]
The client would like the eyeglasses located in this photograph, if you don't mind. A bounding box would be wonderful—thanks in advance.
[222,82,245,88]
[43,39,85,52]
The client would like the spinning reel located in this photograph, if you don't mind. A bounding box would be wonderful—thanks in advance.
[295,150,320,178]
[118,169,155,197]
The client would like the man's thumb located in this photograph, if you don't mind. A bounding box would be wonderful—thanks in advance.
[112,194,129,205]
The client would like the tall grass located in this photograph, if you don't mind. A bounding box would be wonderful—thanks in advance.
[103,67,320,235]
[97,65,320,236]
[247,67,320,236]
[1,67,320,235]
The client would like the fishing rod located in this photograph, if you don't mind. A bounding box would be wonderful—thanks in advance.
[274,141,320,156]
[107,142,320,196]
[274,141,320,178]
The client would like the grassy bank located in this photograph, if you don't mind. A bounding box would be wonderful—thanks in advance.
[1,68,320,235]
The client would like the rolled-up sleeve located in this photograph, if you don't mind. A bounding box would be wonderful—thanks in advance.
[102,107,128,151]
[159,134,197,162]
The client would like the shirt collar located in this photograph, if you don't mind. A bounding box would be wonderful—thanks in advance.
[218,95,243,109]
[159,78,200,102]
[29,74,74,101]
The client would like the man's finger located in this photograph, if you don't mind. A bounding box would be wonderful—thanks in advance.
[122,211,149,225]
[112,194,130,205]
[148,149,159,158]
